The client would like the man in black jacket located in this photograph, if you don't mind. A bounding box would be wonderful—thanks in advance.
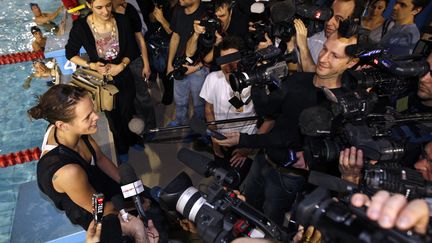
[215,32,359,225]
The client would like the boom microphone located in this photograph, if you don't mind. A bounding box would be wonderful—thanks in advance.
[386,60,430,78]
[177,148,213,176]
[190,117,227,140]
[128,117,145,136]
[119,163,148,224]
[270,0,295,24]
[177,148,241,187]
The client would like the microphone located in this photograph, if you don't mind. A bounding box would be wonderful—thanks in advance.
[251,2,265,14]
[386,60,430,78]
[270,0,295,24]
[119,163,148,224]
[215,51,242,66]
[308,171,358,193]
[111,194,129,222]
[190,117,227,140]
[128,117,145,136]
[177,148,241,187]
[345,43,387,58]
[92,193,104,223]
[177,148,213,176]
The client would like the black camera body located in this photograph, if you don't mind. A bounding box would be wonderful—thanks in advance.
[228,45,294,93]
[199,16,222,48]
[362,163,432,199]
[171,56,193,80]
[296,187,430,243]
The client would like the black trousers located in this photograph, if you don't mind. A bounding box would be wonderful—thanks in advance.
[105,69,137,155]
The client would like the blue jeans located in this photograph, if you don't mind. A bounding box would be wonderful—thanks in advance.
[242,153,306,226]
[173,68,208,125]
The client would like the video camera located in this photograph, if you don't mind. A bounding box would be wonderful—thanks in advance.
[300,87,432,165]
[362,163,432,200]
[295,186,430,243]
[156,148,289,242]
[343,44,430,97]
[309,163,432,201]
[228,45,295,93]
[246,0,332,48]
[300,44,432,165]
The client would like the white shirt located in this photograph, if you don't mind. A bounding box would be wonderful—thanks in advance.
[199,71,257,134]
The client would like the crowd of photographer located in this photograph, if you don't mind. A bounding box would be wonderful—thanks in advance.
[26,0,432,242]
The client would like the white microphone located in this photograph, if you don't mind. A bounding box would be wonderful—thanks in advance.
[128,117,145,136]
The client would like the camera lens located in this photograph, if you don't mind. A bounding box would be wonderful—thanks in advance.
[176,187,207,222]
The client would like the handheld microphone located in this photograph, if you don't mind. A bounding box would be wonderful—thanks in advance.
[92,193,104,223]
[190,117,227,140]
[119,163,148,224]
[111,194,129,222]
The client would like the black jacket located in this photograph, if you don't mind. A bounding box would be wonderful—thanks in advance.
[65,13,136,64]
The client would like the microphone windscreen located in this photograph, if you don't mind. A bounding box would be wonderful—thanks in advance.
[119,163,138,185]
[128,117,145,135]
[251,2,265,14]
[345,43,385,57]
[308,171,358,193]
[100,214,122,243]
[299,106,332,136]
[270,0,295,24]
[390,60,430,78]
[177,148,212,176]
[111,194,125,211]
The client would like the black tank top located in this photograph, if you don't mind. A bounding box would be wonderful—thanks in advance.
[37,129,121,229]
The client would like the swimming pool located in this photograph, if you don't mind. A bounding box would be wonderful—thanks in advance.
[0,1,62,242]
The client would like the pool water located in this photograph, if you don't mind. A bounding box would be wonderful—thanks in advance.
[0,1,63,242]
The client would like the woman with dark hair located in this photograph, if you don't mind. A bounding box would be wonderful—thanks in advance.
[65,0,137,163]
[362,0,394,43]
[28,84,158,242]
